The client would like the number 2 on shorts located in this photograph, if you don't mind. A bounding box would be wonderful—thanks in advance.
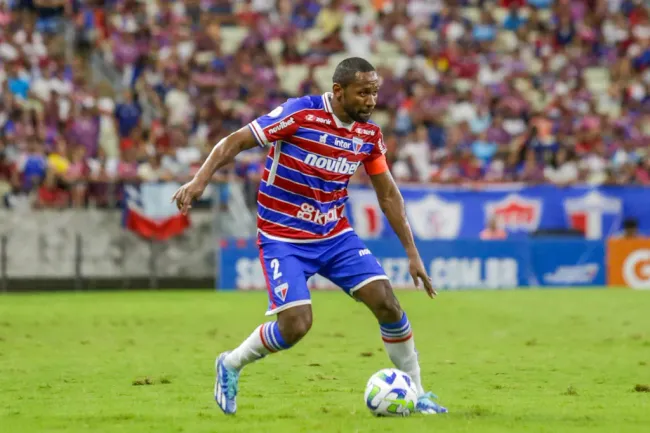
[270,258,283,280]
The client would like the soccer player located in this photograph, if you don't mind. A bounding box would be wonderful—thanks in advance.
[172,57,448,415]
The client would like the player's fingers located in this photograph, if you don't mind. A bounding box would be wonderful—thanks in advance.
[419,270,436,298]
[181,196,192,215]
[410,270,420,288]
[171,188,180,203]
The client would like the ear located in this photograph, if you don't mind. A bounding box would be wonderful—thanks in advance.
[332,83,343,100]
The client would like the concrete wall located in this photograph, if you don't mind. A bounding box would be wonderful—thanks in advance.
[0,210,216,278]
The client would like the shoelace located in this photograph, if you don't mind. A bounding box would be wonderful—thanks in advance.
[419,392,440,404]
[224,369,239,399]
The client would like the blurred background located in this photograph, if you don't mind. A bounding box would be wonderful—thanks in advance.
[0,0,649,292]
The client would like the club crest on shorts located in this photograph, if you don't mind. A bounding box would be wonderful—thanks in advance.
[353,137,363,154]
[274,283,289,302]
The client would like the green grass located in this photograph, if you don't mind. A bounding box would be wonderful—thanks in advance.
[0,289,649,433]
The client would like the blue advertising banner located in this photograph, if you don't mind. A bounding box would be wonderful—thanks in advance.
[218,238,606,290]
[346,185,649,240]
[528,239,606,287]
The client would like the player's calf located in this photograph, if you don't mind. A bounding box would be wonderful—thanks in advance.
[355,280,425,394]
[277,304,313,345]
[222,305,312,372]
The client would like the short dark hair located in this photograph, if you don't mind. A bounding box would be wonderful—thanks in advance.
[623,218,638,230]
[332,57,375,88]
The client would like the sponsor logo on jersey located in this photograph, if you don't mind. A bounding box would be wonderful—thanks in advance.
[355,127,375,136]
[304,153,360,174]
[319,134,328,144]
[274,282,289,301]
[543,264,599,284]
[334,138,352,150]
[378,137,387,154]
[352,137,364,154]
[297,203,338,225]
[359,248,371,257]
[268,117,295,135]
[306,114,332,125]
[485,194,542,232]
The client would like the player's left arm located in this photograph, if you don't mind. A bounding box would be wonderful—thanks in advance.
[364,139,436,298]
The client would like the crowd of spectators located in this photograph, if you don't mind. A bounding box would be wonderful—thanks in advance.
[0,0,649,210]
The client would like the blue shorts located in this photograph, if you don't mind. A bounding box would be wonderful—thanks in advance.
[258,230,388,316]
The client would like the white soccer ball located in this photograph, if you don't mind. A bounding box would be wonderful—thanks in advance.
[364,368,418,417]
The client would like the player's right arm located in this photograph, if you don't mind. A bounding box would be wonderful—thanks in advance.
[172,98,305,214]
[172,127,258,214]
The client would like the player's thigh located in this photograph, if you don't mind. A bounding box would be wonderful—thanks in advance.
[319,233,390,298]
[258,242,312,317]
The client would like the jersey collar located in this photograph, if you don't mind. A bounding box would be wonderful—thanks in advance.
[322,92,355,132]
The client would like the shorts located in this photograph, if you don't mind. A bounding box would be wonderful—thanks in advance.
[258,230,388,316]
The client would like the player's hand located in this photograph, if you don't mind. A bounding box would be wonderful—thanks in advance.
[408,255,436,298]
[171,178,207,215]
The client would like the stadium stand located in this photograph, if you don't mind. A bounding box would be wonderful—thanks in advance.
[0,0,649,210]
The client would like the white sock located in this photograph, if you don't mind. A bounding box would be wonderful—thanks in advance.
[380,313,425,396]
[223,321,291,371]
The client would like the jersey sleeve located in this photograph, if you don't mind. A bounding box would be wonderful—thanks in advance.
[363,131,389,175]
[248,97,308,147]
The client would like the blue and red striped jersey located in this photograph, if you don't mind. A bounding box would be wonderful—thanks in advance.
[248,92,387,243]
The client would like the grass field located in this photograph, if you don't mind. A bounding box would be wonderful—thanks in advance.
[1,289,649,433]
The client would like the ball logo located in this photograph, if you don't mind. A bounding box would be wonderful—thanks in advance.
[268,117,295,135]
[622,249,650,289]
[304,153,360,175]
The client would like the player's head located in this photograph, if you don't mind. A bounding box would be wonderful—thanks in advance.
[332,57,378,123]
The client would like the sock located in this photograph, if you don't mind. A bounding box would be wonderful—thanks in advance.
[223,321,291,371]
[380,312,425,396]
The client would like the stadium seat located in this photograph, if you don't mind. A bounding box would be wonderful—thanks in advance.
[221,26,249,54]
[583,67,611,94]
[277,64,310,94]
[461,8,481,23]
[265,38,284,60]
[314,65,333,92]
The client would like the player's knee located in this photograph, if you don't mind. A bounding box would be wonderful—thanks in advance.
[277,305,313,345]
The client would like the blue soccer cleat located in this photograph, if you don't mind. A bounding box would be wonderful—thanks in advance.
[214,352,239,415]
[416,392,448,414]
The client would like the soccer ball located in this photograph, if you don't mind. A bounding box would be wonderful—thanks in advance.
[364,368,418,417]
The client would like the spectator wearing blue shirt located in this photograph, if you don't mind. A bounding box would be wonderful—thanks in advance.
[115,90,141,138]
[7,63,30,100]
[503,6,526,32]
[473,11,497,42]
[470,106,492,134]
[19,137,47,191]
[471,132,498,165]
[527,0,552,8]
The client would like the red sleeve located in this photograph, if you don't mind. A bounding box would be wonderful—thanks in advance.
[362,131,388,175]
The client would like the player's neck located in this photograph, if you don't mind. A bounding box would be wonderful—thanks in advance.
[330,99,355,125]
